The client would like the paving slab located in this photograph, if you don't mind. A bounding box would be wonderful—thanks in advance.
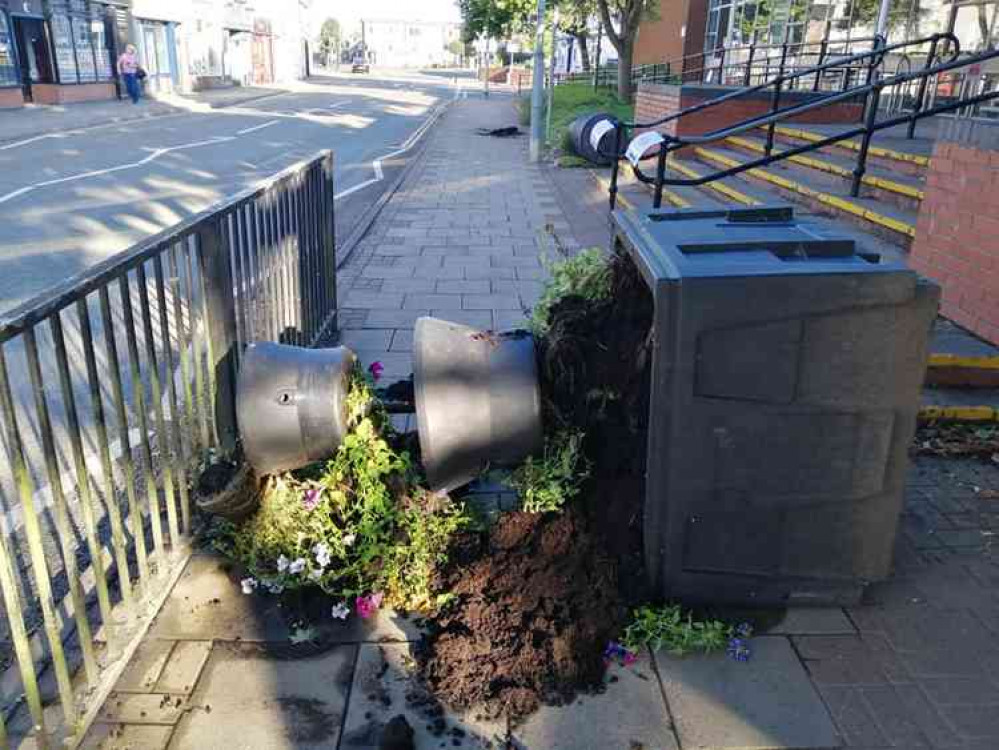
[167,641,356,749]
[155,641,212,694]
[97,693,188,725]
[114,639,175,692]
[80,724,174,750]
[510,651,679,750]
[768,608,857,636]
[656,636,841,750]
[340,643,507,750]
[147,553,291,641]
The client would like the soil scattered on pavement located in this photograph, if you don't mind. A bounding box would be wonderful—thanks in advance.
[418,250,656,720]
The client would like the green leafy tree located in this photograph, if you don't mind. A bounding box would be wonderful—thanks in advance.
[319,18,341,65]
[595,0,658,98]
[559,0,597,71]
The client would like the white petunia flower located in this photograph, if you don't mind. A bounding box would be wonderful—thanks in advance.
[313,542,331,568]
[331,602,350,620]
[276,555,290,573]
[265,580,285,594]
[289,558,306,575]
[342,533,356,547]
[240,577,258,595]
[309,569,323,581]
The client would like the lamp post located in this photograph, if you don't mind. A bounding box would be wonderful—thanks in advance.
[529,0,547,162]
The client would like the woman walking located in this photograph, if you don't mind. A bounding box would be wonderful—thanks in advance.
[117,44,141,104]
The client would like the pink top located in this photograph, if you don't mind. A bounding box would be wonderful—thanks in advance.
[118,51,138,75]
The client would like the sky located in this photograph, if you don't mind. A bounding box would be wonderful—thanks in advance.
[310,0,462,34]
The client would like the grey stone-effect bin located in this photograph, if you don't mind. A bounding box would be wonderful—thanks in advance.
[614,205,939,607]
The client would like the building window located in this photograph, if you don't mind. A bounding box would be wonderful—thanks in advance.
[51,13,80,83]
[0,12,18,86]
[91,17,113,80]
[73,15,97,80]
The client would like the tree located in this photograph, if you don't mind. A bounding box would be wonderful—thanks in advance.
[595,0,657,99]
[459,0,535,43]
[559,0,596,71]
[318,18,341,65]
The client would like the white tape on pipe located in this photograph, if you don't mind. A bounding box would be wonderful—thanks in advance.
[626,131,665,167]
[589,118,616,154]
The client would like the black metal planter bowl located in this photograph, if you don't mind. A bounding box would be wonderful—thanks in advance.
[568,112,618,165]
[414,317,544,492]
[236,342,357,476]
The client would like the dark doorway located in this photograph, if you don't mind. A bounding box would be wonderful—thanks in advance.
[12,16,53,102]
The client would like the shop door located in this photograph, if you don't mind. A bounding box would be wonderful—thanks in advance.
[12,17,52,102]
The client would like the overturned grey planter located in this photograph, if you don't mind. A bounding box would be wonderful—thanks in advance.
[414,317,543,492]
[236,341,356,476]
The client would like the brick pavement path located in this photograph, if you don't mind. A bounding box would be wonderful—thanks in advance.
[336,96,587,390]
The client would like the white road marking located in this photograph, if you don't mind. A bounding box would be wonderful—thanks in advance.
[0,130,85,151]
[0,136,235,203]
[236,119,280,135]
[332,79,461,201]
[327,101,350,109]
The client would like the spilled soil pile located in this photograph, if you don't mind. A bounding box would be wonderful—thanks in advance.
[419,509,622,719]
[418,251,655,720]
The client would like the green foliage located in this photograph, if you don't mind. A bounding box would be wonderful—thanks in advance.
[217,374,469,611]
[529,245,612,334]
[383,492,471,609]
[623,605,733,655]
[507,429,589,513]
[319,18,341,57]
[557,154,591,168]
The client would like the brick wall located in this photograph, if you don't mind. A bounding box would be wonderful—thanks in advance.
[0,87,24,109]
[910,125,999,344]
[634,83,863,142]
[30,83,115,104]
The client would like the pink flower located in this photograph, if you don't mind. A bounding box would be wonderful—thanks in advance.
[368,361,384,382]
[302,488,321,510]
[623,651,637,666]
[355,592,384,619]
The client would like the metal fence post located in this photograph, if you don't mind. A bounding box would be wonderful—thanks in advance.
[852,35,886,197]
[197,217,239,455]
[609,124,624,210]
[744,44,755,87]
[907,37,938,138]
[765,43,791,157]
[814,40,828,91]
[321,151,338,341]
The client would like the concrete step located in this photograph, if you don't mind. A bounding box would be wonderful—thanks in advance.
[724,134,924,214]
[768,124,932,180]
[687,145,918,249]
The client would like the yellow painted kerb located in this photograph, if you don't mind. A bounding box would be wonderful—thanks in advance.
[918,405,999,422]
[928,354,999,370]
[693,147,917,239]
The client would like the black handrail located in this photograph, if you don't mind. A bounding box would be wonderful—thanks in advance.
[604,31,999,211]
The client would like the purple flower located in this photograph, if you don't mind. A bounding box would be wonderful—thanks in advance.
[727,637,751,662]
[303,488,322,510]
[603,641,637,666]
[368,361,384,382]
[735,622,753,639]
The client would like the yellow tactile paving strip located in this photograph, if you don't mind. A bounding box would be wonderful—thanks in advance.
[693,147,917,240]
[769,125,931,167]
[726,136,924,201]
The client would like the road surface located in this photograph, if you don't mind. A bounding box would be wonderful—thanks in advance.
[0,70,467,313]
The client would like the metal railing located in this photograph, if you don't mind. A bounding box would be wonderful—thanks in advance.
[606,32,999,210]
[0,150,337,747]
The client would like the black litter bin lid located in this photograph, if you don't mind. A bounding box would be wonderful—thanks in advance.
[616,205,910,279]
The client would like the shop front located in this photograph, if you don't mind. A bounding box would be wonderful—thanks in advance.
[133,15,177,93]
[0,0,128,105]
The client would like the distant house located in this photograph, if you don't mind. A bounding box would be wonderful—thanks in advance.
[361,18,462,68]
